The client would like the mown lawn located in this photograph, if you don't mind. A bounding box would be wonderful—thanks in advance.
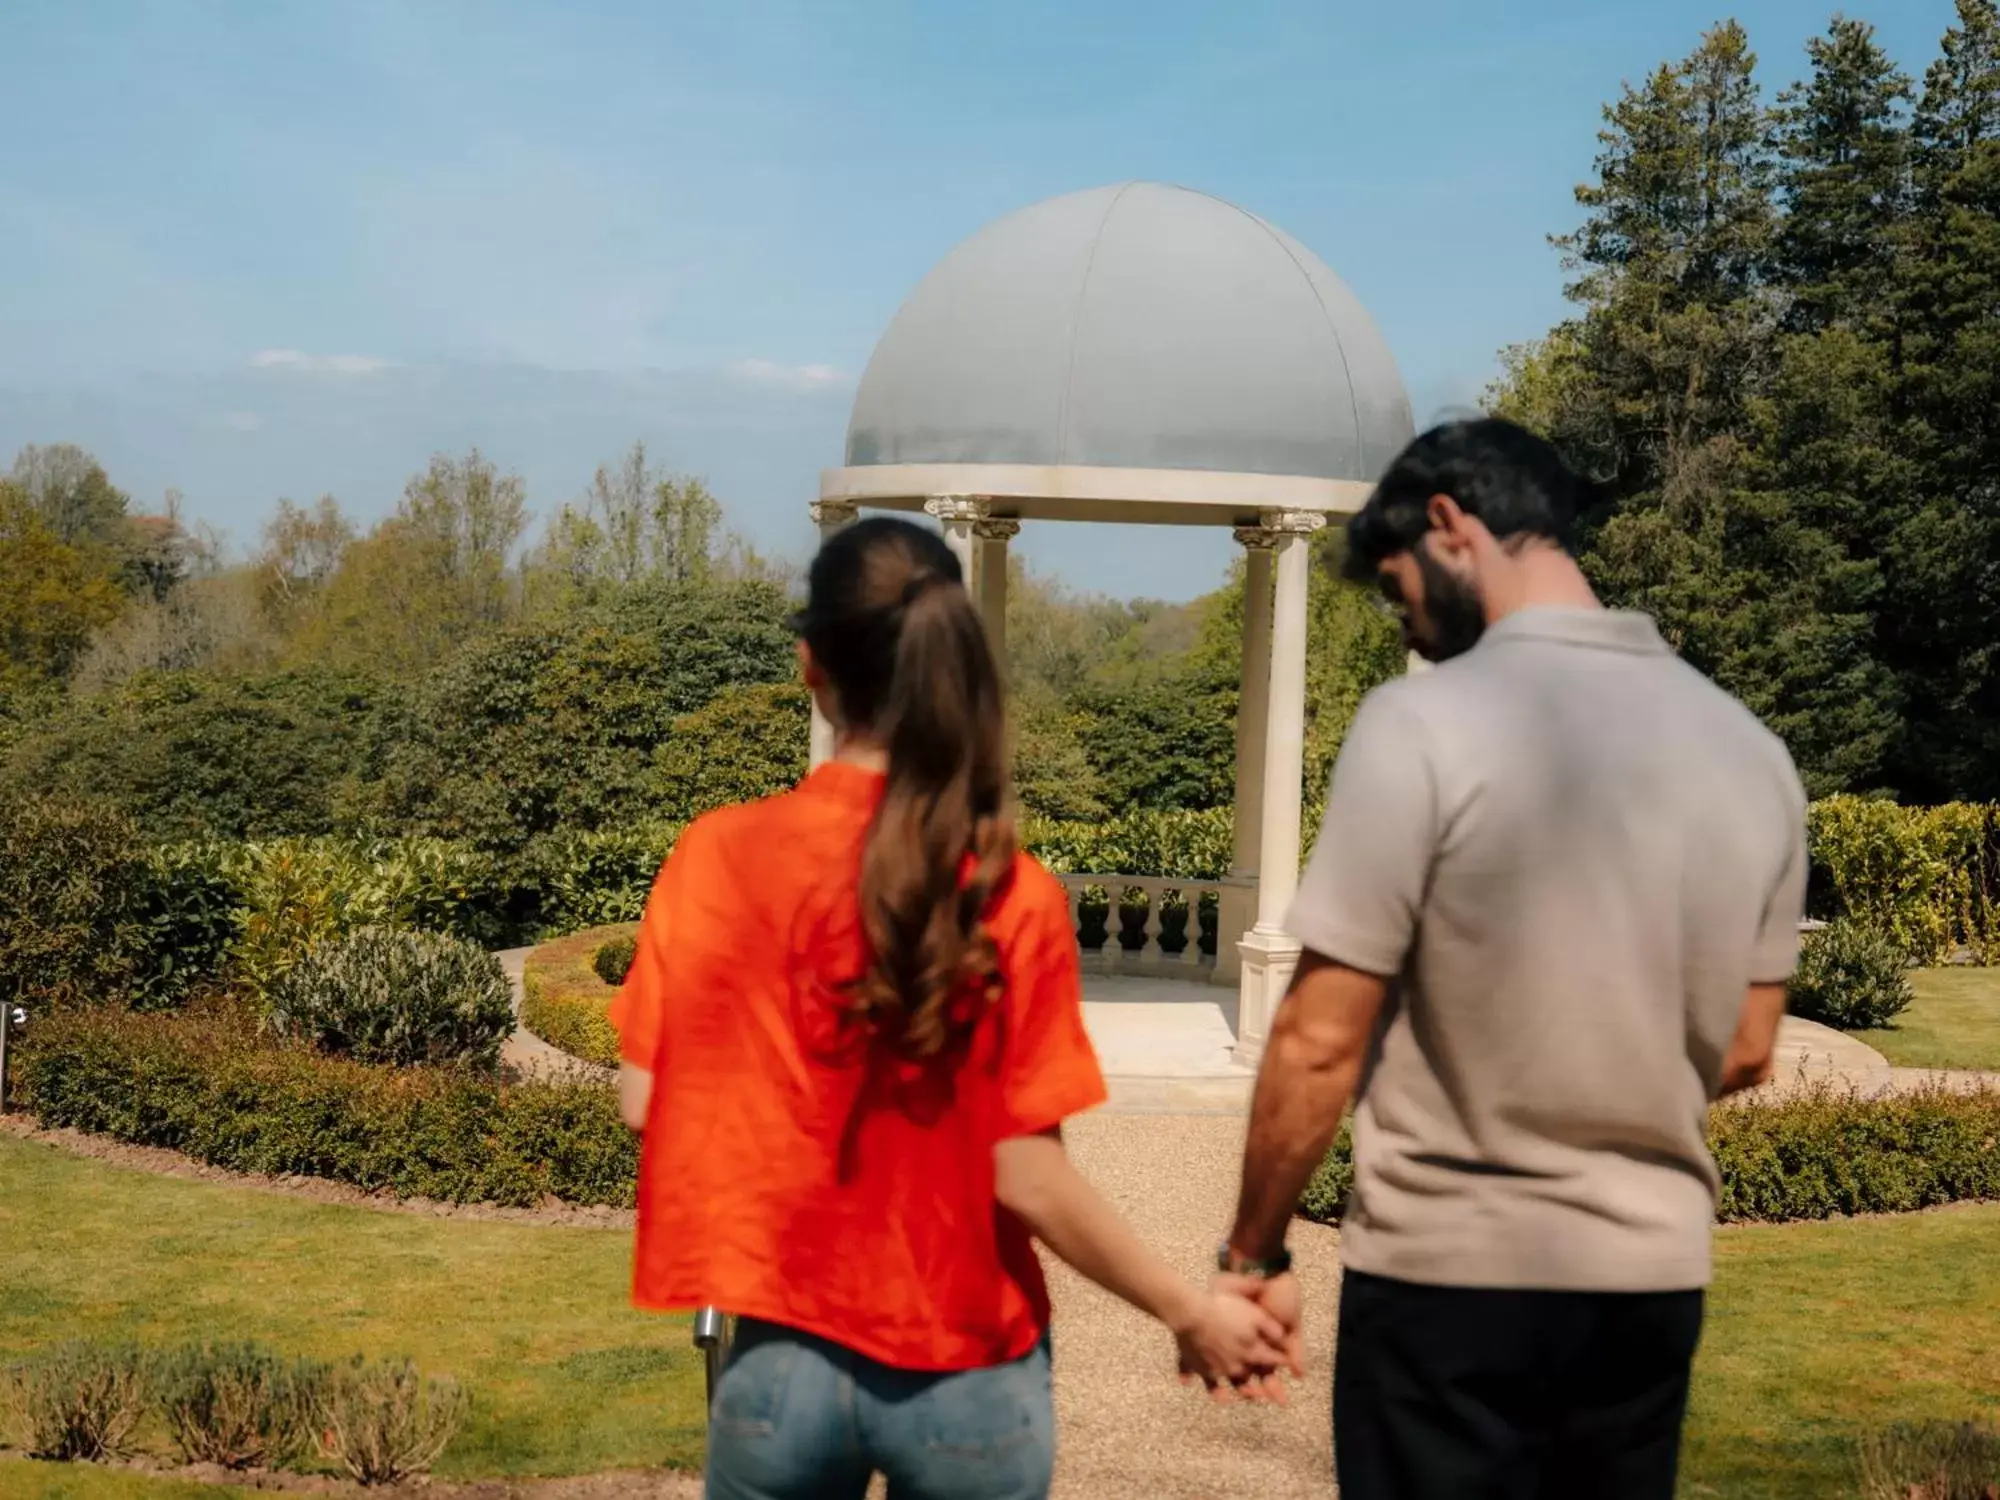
[4,1138,2000,1498]
[0,1134,704,1487]
[1684,1202,2000,1497]
[1857,967,2000,1071]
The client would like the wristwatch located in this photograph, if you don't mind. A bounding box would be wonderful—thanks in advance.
[1216,1241,1293,1278]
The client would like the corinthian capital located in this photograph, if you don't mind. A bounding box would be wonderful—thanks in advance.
[923,495,989,525]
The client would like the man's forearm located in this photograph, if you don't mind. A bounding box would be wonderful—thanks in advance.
[1229,1017,1363,1261]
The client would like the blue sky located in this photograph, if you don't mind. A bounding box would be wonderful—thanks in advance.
[0,0,1960,597]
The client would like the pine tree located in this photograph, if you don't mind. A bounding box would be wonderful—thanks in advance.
[1881,0,2000,797]
[1771,17,1914,333]
[1554,23,1779,500]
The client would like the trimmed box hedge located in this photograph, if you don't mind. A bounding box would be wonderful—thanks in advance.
[1300,1081,2000,1228]
[518,924,635,1068]
[8,1003,635,1208]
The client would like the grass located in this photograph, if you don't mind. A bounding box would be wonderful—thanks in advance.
[0,1134,704,1486]
[1683,1202,2000,1497]
[1855,967,2000,1071]
[6,1136,2000,1498]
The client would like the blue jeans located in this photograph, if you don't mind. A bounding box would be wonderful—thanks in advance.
[704,1318,1055,1500]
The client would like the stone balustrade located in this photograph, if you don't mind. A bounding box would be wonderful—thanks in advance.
[1054,872,1256,984]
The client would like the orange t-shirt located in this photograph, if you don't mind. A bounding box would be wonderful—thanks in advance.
[607,762,1107,1372]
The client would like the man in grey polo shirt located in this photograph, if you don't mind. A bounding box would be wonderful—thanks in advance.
[1214,419,1807,1499]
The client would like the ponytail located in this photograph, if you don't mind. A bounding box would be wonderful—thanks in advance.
[797,518,1017,1061]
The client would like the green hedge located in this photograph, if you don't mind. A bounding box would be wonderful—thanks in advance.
[519,924,633,1068]
[1808,796,2000,963]
[1301,1082,2000,1228]
[8,1004,635,1208]
[1022,807,1234,880]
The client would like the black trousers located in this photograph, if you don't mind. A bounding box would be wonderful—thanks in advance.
[1333,1269,1705,1500]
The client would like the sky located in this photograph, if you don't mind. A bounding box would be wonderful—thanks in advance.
[0,0,1962,599]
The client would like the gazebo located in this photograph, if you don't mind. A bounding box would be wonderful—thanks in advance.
[812,182,1414,1063]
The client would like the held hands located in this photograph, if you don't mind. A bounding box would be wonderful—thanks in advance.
[1171,1273,1304,1404]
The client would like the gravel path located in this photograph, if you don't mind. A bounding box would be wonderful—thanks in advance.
[1043,1111,1340,1500]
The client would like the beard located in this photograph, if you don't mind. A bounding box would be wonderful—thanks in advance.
[1411,547,1487,662]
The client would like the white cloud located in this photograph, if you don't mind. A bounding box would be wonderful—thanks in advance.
[726,358,851,393]
[250,349,396,376]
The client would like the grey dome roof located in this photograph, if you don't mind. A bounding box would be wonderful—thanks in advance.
[845,182,1413,482]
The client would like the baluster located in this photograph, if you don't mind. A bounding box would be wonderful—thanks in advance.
[1138,880,1160,965]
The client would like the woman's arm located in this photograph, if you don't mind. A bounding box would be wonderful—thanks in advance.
[619,1062,652,1133]
[993,1129,1295,1395]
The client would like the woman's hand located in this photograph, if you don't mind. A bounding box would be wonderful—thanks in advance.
[1170,1286,1295,1403]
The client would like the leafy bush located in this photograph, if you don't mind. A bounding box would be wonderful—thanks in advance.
[130,840,241,1008]
[362,581,794,861]
[11,1002,636,1206]
[521,926,632,1067]
[0,667,395,842]
[1024,806,1234,881]
[266,927,513,1069]
[530,825,677,934]
[220,836,520,999]
[1855,1420,2000,1500]
[1301,1082,2000,1227]
[6,1342,149,1460]
[314,1356,467,1485]
[1789,919,1915,1030]
[156,1342,322,1469]
[1808,796,2000,964]
[594,932,638,986]
[650,680,808,822]
[0,793,149,1008]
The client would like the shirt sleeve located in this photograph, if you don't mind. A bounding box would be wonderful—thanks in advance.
[607,828,699,1070]
[995,877,1109,1139]
[1751,768,1810,984]
[1285,686,1439,977]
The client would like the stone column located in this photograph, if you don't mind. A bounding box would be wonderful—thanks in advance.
[924,496,986,587]
[974,518,1019,662]
[1217,529,1276,985]
[1234,508,1326,1065]
[806,500,858,769]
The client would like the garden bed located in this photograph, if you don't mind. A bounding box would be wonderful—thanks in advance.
[519,925,636,1069]
[6,1003,635,1209]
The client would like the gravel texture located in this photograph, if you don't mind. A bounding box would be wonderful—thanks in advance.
[1041,1110,1341,1499]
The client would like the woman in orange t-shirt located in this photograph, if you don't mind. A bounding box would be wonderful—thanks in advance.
[610,517,1289,1499]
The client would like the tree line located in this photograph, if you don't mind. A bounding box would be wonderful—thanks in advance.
[0,434,1402,861]
[1493,1,2000,802]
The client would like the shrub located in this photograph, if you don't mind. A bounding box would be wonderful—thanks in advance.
[1301,1082,2000,1228]
[530,825,678,934]
[650,681,808,822]
[363,581,795,862]
[1789,919,1915,1030]
[1023,806,1234,881]
[10,1002,636,1206]
[6,1341,149,1460]
[521,925,632,1067]
[156,1342,323,1470]
[0,666,395,842]
[266,927,514,1069]
[129,840,241,1008]
[314,1357,467,1486]
[1807,796,2000,964]
[594,932,638,986]
[1855,1420,2000,1499]
[0,792,151,1009]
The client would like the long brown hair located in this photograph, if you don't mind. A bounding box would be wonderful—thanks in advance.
[795,517,1016,1059]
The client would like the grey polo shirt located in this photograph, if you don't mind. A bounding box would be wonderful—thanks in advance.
[1287,607,1807,1292]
